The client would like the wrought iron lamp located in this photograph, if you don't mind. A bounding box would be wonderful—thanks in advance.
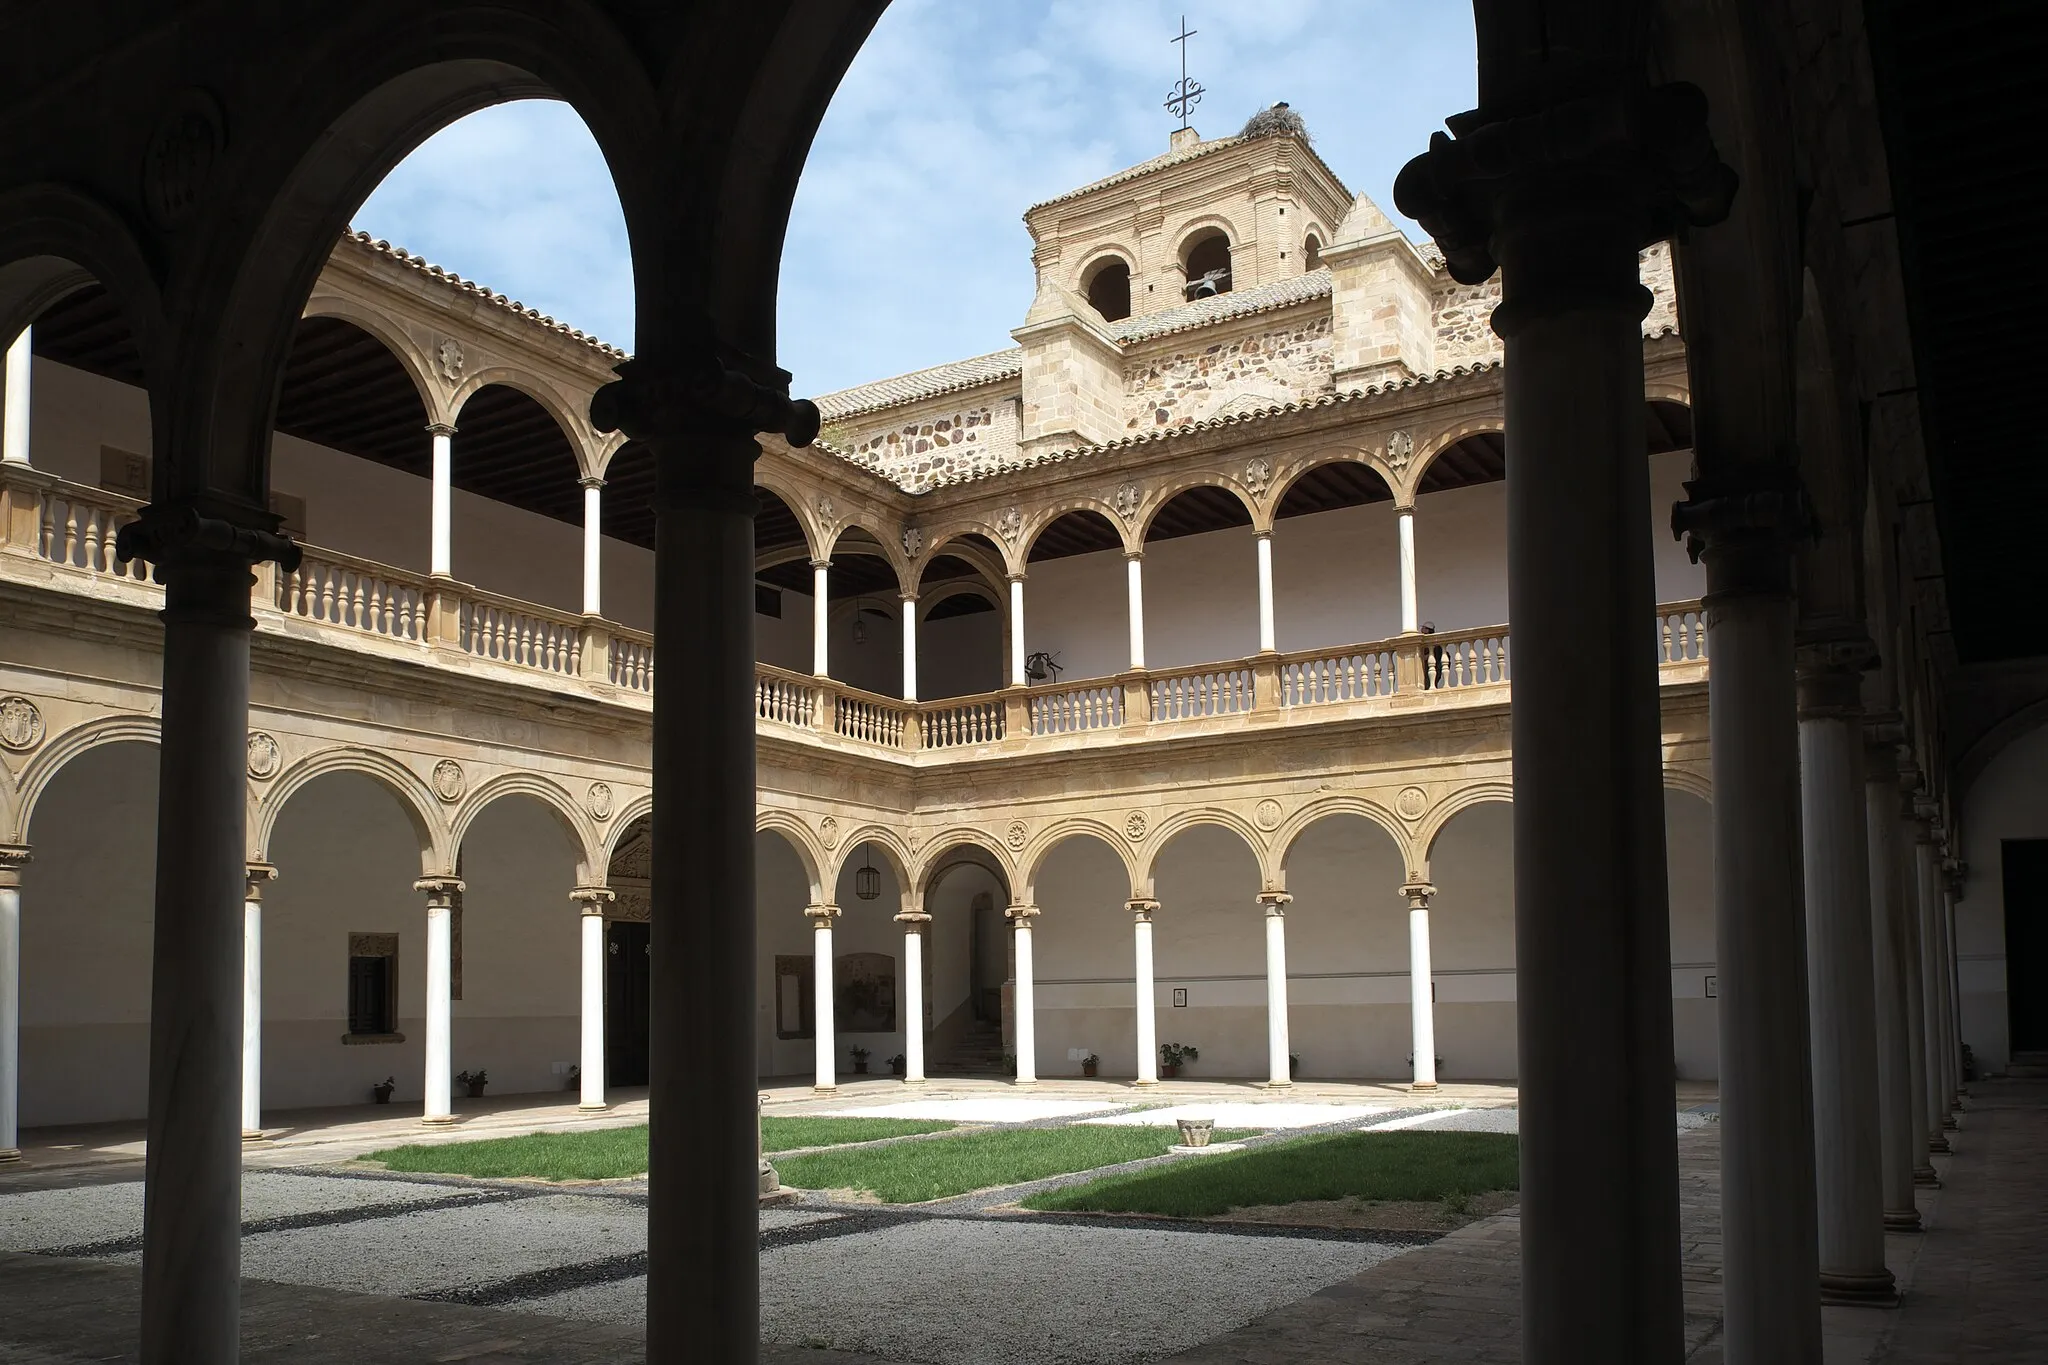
[854,843,881,901]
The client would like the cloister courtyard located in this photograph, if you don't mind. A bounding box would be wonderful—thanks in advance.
[2,1075,2039,1364]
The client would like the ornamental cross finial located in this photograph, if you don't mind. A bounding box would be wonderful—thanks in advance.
[1166,17,1203,129]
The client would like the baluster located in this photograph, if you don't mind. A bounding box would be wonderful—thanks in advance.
[59,502,80,566]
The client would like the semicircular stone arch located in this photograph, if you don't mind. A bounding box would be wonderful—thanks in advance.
[1138,806,1273,893]
[255,747,448,875]
[1017,819,1140,905]
[448,772,599,885]
[11,714,161,846]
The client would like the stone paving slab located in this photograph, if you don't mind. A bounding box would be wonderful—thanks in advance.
[1078,1102,1402,1128]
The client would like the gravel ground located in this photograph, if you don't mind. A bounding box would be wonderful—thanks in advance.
[1080,1102,1399,1129]
[0,1172,470,1253]
[831,1098,1129,1123]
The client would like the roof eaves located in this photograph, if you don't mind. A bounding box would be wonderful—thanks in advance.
[339,229,629,361]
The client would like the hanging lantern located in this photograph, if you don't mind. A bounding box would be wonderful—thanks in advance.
[851,598,868,646]
[854,843,882,901]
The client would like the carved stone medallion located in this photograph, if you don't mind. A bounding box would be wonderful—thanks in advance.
[1244,457,1272,495]
[1386,430,1415,471]
[1253,798,1283,832]
[996,507,1024,544]
[816,496,836,522]
[1005,820,1028,851]
[587,781,614,821]
[1396,786,1428,821]
[819,815,840,849]
[246,732,280,780]
[0,697,45,752]
[1113,483,1141,523]
[432,759,466,803]
[902,527,925,558]
[1124,811,1148,842]
[142,90,225,229]
[435,338,465,384]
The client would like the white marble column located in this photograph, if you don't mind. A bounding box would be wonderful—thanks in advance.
[0,846,26,1162]
[1260,892,1291,1087]
[1941,866,1966,1111]
[241,864,276,1140]
[1864,728,1921,1229]
[1912,819,1950,1156]
[1131,899,1159,1085]
[580,478,603,617]
[1125,552,1147,670]
[2,328,29,466]
[1397,509,1419,634]
[1897,801,1938,1187]
[1403,880,1438,1091]
[900,594,918,701]
[573,888,613,1111]
[808,903,838,1091]
[811,559,830,677]
[1795,652,1893,1302]
[418,877,460,1124]
[1008,574,1027,688]
[1009,904,1038,1084]
[1255,532,1276,653]
[897,906,929,1084]
[428,424,454,577]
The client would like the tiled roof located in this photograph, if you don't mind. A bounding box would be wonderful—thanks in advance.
[814,348,1025,422]
[1113,269,1333,343]
[338,229,628,361]
[1026,137,1246,212]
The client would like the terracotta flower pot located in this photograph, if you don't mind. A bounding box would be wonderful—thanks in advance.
[1082,1061,1099,1077]
[1160,1062,1181,1079]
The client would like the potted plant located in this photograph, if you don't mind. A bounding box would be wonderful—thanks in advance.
[455,1068,488,1099]
[1081,1052,1100,1078]
[371,1076,395,1105]
[1289,1052,1301,1080]
[850,1046,870,1075]
[565,1064,581,1092]
[1003,1051,1017,1077]
[1159,1042,1198,1078]
[888,1053,906,1077]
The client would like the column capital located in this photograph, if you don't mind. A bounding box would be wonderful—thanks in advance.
[425,421,457,438]
[811,557,832,571]
[898,589,918,605]
[1128,897,1160,921]
[0,843,29,888]
[578,474,604,492]
[1795,637,1877,719]
[893,909,932,926]
[413,876,464,909]
[1400,880,1437,909]
[587,353,819,449]
[1123,546,1144,562]
[1005,902,1040,921]
[1005,570,1027,585]
[804,902,841,922]
[1257,891,1292,915]
[1671,472,1815,600]
[571,886,616,915]
[244,862,277,900]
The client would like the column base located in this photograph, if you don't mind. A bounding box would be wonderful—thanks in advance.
[1928,1135,1952,1153]
[421,1114,457,1127]
[240,1129,269,1143]
[1940,1114,1958,1130]
[577,1102,611,1114]
[1012,1078,1038,1088]
[1912,1165,1941,1188]
[1258,1079,1293,1090]
[1819,1269,1899,1307]
[0,1148,20,1163]
[812,1084,838,1096]
[1131,1078,1159,1088]
[902,1076,928,1087]
[1882,1207,1923,1232]
[1409,1081,1439,1093]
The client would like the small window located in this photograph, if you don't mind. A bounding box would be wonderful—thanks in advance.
[347,933,398,1036]
[1182,230,1232,299]
[1303,234,1323,271]
[1084,259,1131,323]
[756,583,783,618]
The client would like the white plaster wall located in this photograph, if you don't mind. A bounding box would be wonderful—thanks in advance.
[1957,720,2048,1073]
[925,862,1001,1041]
[18,742,158,1128]
[757,832,817,1078]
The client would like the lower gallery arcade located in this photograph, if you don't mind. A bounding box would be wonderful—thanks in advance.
[8,733,1718,1128]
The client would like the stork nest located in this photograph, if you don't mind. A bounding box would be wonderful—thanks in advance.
[1240,102,1308,141]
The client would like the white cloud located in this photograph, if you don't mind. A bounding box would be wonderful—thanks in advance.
[349,3,1474,395]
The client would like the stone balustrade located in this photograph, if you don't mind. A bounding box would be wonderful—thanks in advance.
[0,464,1709,767]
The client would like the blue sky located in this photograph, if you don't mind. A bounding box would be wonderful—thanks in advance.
[352,1,1475,396]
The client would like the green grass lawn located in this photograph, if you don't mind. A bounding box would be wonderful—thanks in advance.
[365,1116,955,1181]
[773,1124,1255,1204]
[1021,1131,1520,1218]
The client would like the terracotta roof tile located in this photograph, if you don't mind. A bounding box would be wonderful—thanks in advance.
[813,348,1025,422]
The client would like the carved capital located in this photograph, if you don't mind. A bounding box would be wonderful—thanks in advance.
[1400,880,1437,909]
[414,876,464,910]
[589,354,819,449]
[1393,81,1736,293]
[116,500,302,577]
[1257,891,1292,915]
[571,886,616,915]
[245,862,277,901]
[0,844,30,890]
[1672,472,1816,596]
[893,910,933,927]
[1795,638,1877,720]
[1128,898,1160,922]
[804,902,841,923]
[1005,903,1041,922]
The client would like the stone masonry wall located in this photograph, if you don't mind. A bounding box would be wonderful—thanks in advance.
[1431,244,1680,370]
[827,396,1022,493]
[1124,314,1333,430]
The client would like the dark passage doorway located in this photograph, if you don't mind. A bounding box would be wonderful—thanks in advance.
[2005,840,2048,1056]
[607,920,651,1088]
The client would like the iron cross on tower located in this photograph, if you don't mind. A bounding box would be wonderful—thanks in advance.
[1166,16,1203,129]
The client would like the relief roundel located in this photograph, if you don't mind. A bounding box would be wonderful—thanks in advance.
[1396,786,1428,821]
[0,697,45,752]
[1005,820,1028,851]
[432,759,466,804]
[1253,798,1283,832]
[587,781,614,821]
[819,815,840,850]
[246,732,280,780]
[1124,811,1148,842]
